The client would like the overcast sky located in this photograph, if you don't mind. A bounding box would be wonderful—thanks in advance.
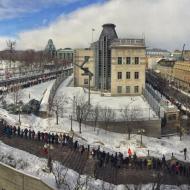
[0,0,189,51]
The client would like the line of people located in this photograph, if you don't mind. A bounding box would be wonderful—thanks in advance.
[0,119,190,179]
[0,74,56,95]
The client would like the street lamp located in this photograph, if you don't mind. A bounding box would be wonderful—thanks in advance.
[138,129,145,147]
[44,143,54,172]
[69,115,73,132]
[17,104,22,124]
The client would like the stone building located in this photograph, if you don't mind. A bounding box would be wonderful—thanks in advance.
[146,48,171,57]
[110,39,146,96]
[93,23,118,90]
[74,23,146,96]
[155,59,175,82]
[154,59,190,92]
[44,39,56,58]
[74,48,95,88]
[173,61,190,92]
[57,48,73,62]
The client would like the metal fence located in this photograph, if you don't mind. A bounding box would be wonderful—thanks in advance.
[142,87,163,118]
[48,68,72,111]
[73,106,158,122]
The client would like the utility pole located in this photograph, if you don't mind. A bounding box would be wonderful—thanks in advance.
[92,28,95,43]
[88,74,91,105]
[70,115,73,131]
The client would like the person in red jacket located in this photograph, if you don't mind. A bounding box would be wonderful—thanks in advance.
[128,148,132,157]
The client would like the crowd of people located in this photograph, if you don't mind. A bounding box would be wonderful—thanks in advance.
[0,74,57,95]
[0,119,190,179]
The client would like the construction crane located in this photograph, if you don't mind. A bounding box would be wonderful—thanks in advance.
[74,56,93,105]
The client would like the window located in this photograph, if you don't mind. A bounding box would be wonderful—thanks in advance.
[126,57,131,64]
[84,79,88,85]
[134,86,139,93]
[126,72,130,79]
[134,72,139,79]
[117,72,122,79]
[118,57,122,64]
[135,57,139,64]
[126,86,130,93]
[84,56,89,62]
[168,114,177,121]
[117,86,122,93]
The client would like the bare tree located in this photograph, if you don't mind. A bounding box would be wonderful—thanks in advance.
[121,106,132,140]
[10,84,23,105]
[90,105,101,131]
[52,95,67,125]
[100,107,115,133]
[121,106,140,140]
[6,40,16,69]
[74,94,90,133]
[73,174,91,190]
[52,162,69,189]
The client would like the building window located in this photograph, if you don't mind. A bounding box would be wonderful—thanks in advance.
[126,86,130,93]
[84,79,88,85]
[134,86,139,93]
[135,57,139,64]
[117,86,122,93]
[117,72,122,79]
[118,57,122,64]
[134,72,139,79]
[84,56,89,62]
[126,57,131,64]
[126,72,131,79]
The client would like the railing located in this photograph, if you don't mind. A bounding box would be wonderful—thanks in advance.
[142,87,162,118]
[112,38,145,47]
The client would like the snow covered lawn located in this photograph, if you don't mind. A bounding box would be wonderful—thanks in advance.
[0,140,189,190]
[0,76,189,163]
[5,80,55,104]
[55,86,158,120]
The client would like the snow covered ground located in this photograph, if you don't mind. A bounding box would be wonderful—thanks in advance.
[0,141,189,190]
[0,76,189,163]
[0,103,190,162]
[56,86,158,120]
[5,80,55,104]
[0,76,190,189]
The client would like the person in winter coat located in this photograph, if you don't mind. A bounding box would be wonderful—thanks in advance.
[147,158,152,169]
[31,130,35,140]
[128,148,132,157]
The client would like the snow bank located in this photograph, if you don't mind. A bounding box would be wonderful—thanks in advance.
[0,141,189,190]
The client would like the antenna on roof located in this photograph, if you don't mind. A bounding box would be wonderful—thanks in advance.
[181,44,185,61]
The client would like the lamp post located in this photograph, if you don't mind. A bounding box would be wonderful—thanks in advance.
[17,105,21,124]
[138,129,145,147]
[69,115,73,131]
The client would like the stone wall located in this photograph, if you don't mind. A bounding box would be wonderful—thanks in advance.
[0,162,54,190]
[85,119,161,138]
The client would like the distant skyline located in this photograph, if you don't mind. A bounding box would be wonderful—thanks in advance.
[0,0,190,51]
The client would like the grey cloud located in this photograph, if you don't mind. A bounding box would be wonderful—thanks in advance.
[1,0,190,51]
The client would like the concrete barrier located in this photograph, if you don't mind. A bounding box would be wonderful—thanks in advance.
[0,162,54,190]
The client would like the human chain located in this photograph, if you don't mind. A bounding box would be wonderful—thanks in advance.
[0,119,190,179]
